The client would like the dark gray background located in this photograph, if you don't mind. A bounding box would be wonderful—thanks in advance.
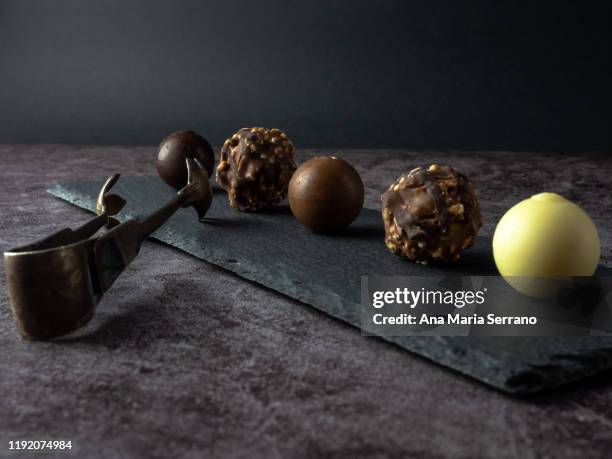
[0,0,610,151]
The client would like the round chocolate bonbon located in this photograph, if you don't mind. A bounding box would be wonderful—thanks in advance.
[216,127,296,212]
[156,131,215,188]
[288,156,364,232]
[493,192,600,297]
[381,164,483,263]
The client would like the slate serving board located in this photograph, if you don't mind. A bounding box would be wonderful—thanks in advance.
[49,176,612,394]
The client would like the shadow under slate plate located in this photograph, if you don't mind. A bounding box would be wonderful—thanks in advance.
[48,176,612,394]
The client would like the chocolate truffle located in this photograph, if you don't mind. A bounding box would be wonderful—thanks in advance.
[381,164,483,263]
[156,131,215,189]
[288,156,364,232]
[216,127,296,212]
[493,192,600,297]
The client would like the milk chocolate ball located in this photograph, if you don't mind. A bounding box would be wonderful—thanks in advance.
[156,131,214,189]
[493,192,600,297]
[216,127,296,212]
[288,156,364,233]
[381,164,483,263]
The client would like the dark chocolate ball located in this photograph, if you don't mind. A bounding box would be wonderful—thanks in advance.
[288,156,364,232]
[381,164,483,263]
[156,131,214,189]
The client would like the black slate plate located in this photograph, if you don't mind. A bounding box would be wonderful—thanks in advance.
[48,176,612,394]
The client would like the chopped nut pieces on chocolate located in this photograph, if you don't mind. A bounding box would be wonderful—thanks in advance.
[381,164,483,263]
[216,127,296,212]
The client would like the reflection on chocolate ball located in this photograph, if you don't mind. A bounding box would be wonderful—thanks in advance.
[381,164,483,263]
[216,127,296,212]
[288,156,364,233]
[156,131,215,189]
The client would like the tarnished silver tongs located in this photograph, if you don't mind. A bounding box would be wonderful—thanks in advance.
[4,158,212,340]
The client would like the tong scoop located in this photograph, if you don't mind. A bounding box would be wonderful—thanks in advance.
[4,158,212,340]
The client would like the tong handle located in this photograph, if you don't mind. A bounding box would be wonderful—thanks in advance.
[135,182,199,242]
[91,160,211,294]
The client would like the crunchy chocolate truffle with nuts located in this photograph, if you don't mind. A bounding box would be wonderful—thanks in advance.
[381,164,483,263]
[216,127,296,212]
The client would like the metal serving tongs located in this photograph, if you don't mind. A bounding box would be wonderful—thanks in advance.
[4,158,212,340]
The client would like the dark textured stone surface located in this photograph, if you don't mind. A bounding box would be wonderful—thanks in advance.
[48,176,612,394]
[1,145,612,458]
